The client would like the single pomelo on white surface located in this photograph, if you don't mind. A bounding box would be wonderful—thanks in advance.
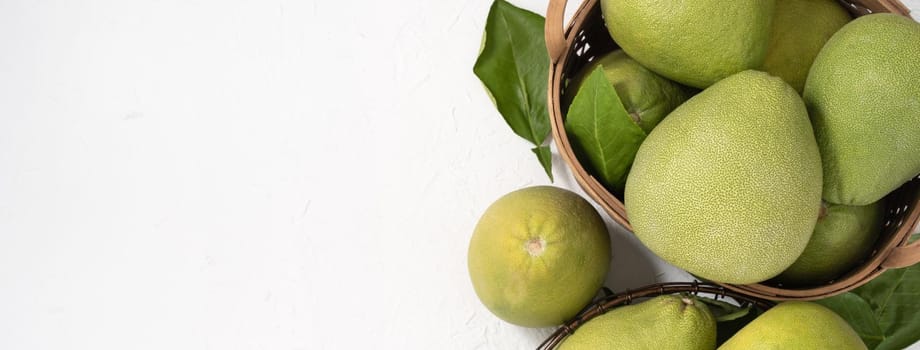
[467,186,610,327]
[625,70,822,284]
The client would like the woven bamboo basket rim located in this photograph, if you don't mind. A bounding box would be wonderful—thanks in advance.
[537,282,776,349]
[545,0,920,300]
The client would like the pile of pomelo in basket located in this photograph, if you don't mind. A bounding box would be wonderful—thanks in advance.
[467,0,920,348]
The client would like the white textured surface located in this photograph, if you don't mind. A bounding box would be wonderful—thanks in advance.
[0,0,918,349]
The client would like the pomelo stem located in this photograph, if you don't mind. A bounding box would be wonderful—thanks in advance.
[526,237,546,257]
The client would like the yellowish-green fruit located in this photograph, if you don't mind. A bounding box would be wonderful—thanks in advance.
[625,70,822,284]
[559,295,716,350]
[600,0,775,88]
[468,186,610,327]
[804,13,920,205]
[565,50,694,133]
[719,301,867,350]
[761,0,850,93]
[775,201,882,286]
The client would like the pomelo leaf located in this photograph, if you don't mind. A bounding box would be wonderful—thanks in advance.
[473,0,553,180]
[532,145,553,181]
[816,292,884,349]
[564,66,646,193]
[696,297,752,323]
[817,258,920,350]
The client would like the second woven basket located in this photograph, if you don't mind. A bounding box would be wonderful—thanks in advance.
[537,282,775,349]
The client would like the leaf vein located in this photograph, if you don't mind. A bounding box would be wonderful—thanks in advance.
[497,9,538,144]
[876,270,908,323]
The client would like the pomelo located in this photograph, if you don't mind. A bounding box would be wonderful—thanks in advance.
[804,13,920,205]
[559,295,716,349]
[719,302,866,350]
[565,50,693,133]
[775,201,882,286]
[467,186,610,327]
[625,70,822,284]
[600,0,775,88]
[760,0,851,93]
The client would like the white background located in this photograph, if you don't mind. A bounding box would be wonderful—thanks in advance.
[1,0,918,349]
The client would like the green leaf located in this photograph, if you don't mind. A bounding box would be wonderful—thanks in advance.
[695,296,752,322]
[532,146,553,181]
[817,264,920,350]
[564,66,647,193]
[473,0,552,180]
[816,293,884,349]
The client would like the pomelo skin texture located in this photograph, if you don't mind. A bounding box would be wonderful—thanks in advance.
[565,50,694,133]
[559,295,716,350]
[719,301,867,350]
[467,186,610,327]
[625,70,823,284]
[760,0,850,93]
[600,0,775,88]
[775,201,882,286]
[804,13,920,206]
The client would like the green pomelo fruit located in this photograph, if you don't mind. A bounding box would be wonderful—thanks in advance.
[559,295,716,350]
[565,50,694,133]
[761,0,850,93]
[804,13,920,205]
[719,301,867,350]
[468,186,611,327]
[775,201,882,286]
[600,0,775,88]
[625,70,822,284]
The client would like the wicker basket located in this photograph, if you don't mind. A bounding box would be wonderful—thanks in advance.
[537,282,775,349]
[545,0,920,300]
